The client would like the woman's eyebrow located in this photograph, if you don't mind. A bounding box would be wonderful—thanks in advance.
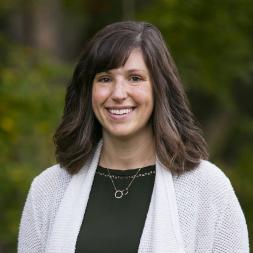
[107,69,147,74]
[103,68,149,76]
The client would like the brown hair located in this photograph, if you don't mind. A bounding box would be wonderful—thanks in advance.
[54,21,208,174]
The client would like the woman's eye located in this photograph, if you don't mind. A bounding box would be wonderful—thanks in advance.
[129,75,142,82]
[98,77,111,83]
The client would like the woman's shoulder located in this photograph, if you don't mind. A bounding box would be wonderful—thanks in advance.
[29,164,72,203]
[33,164,71,187]
[176,159,230,185]
[173,160,235,202]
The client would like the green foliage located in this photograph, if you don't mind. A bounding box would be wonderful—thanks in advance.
[0,44,70,251]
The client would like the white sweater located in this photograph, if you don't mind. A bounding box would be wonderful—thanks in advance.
[18,142,249,252]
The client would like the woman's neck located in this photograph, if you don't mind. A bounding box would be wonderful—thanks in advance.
[100,132,155,170]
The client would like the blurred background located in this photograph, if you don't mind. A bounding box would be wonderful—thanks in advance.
[0,0,252,252]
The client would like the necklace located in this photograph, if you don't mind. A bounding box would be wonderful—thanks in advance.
[107,167,142,199]
[96,169,155,179]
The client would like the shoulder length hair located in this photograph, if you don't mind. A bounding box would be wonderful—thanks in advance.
[54,21,208,174]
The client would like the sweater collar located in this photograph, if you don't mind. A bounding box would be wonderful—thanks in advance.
[45,141,185,253]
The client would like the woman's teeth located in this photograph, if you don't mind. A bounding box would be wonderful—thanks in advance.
[108,108,133,115]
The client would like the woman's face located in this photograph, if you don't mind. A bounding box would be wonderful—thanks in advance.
[92,49,154,140]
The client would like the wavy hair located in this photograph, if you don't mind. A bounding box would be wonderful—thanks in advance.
[54,21,208,174]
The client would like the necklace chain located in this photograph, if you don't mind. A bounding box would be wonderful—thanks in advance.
[107,168,142,199]
[96,170,155,179]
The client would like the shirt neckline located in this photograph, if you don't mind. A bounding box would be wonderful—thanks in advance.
[97,164,155,176]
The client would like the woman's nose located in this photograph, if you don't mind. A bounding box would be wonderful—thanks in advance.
[111,79,128,101]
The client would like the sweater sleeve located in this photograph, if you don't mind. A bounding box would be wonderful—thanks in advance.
[18,180,42,253]
[212,179,249,253]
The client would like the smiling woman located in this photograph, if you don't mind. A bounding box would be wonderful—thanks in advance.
[18,21,249,253]
[92,49,154,142]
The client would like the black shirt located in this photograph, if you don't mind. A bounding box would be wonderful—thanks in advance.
[75,165,155,253]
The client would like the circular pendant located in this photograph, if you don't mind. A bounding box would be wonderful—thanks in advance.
[115,190,124,199]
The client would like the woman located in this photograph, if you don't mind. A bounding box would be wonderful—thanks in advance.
[18,21,249,252]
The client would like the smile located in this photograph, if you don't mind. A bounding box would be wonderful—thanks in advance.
[108,108,134,115]
[106,107,136,120]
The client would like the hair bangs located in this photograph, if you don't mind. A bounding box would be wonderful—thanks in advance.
[91,34,141,75]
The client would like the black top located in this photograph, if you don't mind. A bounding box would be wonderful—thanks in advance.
[75,165,156,253]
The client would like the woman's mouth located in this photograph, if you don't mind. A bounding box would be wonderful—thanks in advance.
[106,107,135,119]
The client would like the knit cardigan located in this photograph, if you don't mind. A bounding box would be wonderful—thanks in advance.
[18,142,249,252]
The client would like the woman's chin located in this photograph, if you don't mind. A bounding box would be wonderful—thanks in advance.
[103,123,152,140]
[104,127,137,140]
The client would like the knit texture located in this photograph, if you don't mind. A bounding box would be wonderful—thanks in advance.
[18,148,249,252]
